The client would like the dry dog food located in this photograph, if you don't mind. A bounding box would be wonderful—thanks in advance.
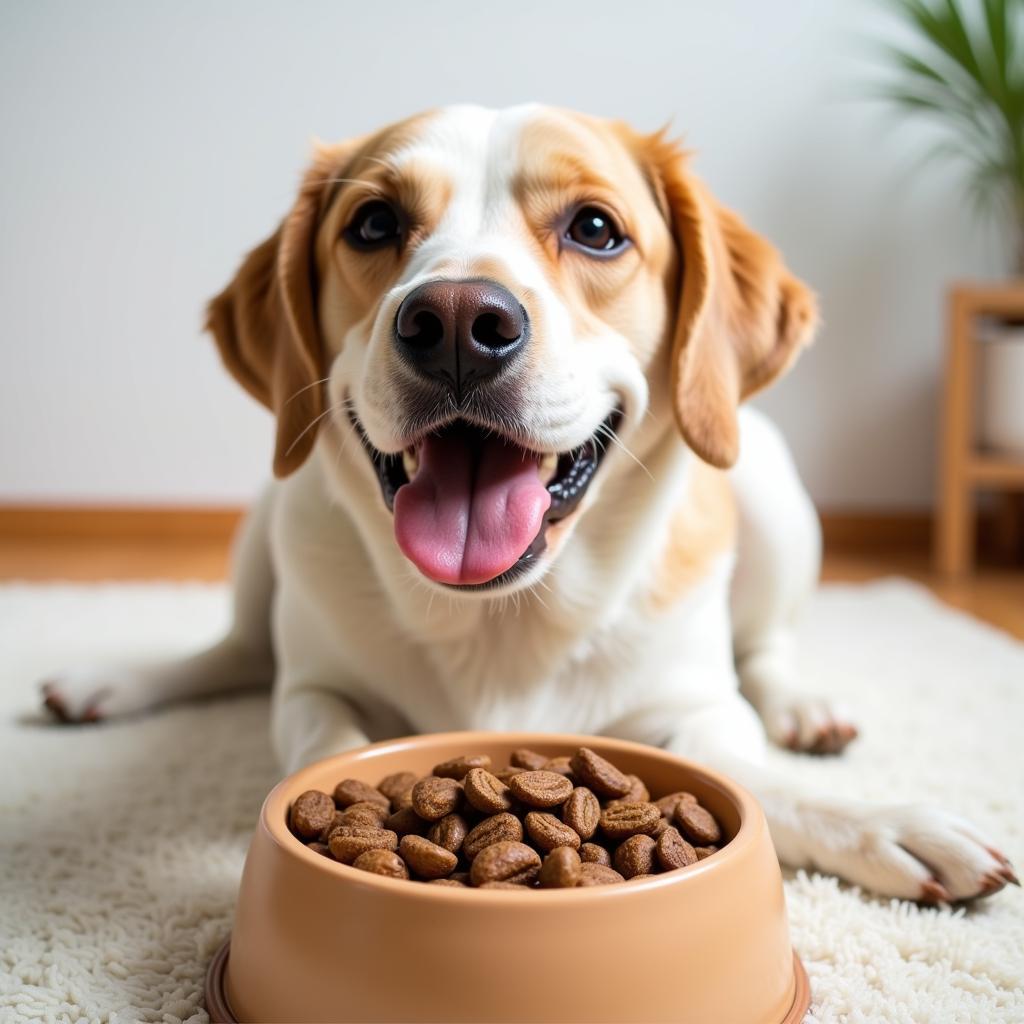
[287,747,726,889]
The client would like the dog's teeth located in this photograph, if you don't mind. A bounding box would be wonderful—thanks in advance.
[402,449,419,479]
[539,452,559,485]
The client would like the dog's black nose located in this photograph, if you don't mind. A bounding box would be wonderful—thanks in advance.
[394,279,528,398]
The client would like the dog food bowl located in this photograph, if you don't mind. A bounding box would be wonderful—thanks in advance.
[206,732,809,1023]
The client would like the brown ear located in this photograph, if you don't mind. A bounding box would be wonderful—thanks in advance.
[206,150,342,477]
[653,143,818,468]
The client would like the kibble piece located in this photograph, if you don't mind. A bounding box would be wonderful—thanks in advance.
[318,810,347,842]
[510,748,548,771]
[338,801,390,828]
[478,881,530,890]
[508,770,574,808]
[307,841,333,859]
[542,756,575,777]
[494,767,528,784]
[290,790,336,840]
[577,862,625,886]
[327,825,399,865]
[622,774,651,803]
[599,802,662,840]
[694,845,718,860]
[399,835,459,880]
[427,813,469,854]
[649,816,672,838]
[463,768,515,814]
[675,802,722,845]
[390,785,417,812]
[655,791,698,819]
[463,812,523,860]
[384,806,426,836]
[378,771,419,807]
[656,826,698,870]
[429,877,467,887]
[614,834,657,879]
[562,786,601,841]
[411,776,462,821]
[432,754,492,780]
[539,846,583,888]
[579,842,612,867]
[333,778,390,810]
[352,848,409,879]
[470,841,542,887]
[525,811,582,853]
[569,748,631,799]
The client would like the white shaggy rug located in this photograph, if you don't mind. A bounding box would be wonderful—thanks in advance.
[1,579,1022,1024]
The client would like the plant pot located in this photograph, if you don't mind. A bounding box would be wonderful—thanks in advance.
[978,325,1024,455]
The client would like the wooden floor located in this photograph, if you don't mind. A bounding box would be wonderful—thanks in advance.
[1,512,1022,640]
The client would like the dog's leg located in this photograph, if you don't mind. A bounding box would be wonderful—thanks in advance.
[41,488,276,722]
[665,696,1017,902]
[271,687,371,775]
[730,409,857,754]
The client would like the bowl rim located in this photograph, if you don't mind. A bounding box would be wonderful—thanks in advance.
[261,730,763,904]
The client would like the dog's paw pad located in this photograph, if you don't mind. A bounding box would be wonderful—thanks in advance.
[764,694,858,756]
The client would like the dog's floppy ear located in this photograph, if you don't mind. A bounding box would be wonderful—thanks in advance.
[651,141,818,468]
[206,145,349,477]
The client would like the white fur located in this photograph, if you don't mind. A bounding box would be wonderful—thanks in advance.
[43,104,1014,905]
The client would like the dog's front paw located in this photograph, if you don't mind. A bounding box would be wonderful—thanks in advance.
[761,691,858,755]
[40,668,126,724]
[811,803,1018,903]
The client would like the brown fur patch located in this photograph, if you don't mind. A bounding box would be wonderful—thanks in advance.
[646,459,737,612]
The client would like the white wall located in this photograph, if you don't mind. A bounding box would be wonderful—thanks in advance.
[0,0,1004,508]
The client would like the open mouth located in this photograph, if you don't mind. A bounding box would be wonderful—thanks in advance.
[352,407,622,588]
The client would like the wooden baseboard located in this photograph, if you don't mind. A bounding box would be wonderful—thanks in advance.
[0,503,934,551]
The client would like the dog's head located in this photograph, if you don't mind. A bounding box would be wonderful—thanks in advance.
[208,105,816,592]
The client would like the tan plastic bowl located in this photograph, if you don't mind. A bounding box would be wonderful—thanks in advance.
[206,732,809,1023]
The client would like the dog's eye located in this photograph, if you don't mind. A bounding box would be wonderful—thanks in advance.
[345,200,402,249]
[566,207,624,252]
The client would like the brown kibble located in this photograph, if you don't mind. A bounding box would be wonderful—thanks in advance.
[427,813,470,854]
[478,881,530,890]
[539,846,583,888]
[508,770,574,808]
[338,801,389,828]
[655,791,698,819]
[656,826,698,870]
[384,806,426,836]
[510,748,549,771]
[332,778,390,810]
[649,816,672,838]
[541,755,575,777]
[307,841,333,859]
[399,834,459,880]
[525,811,582,853]
[352,848,409,879]
[562,787,601,841]
[695,845,719,860]
[377,771,419,806]
[494,766,528,784]
[463,813,523,860]
[580,842,612,867]
[318,810,346,842]
[289,790,336,840]
[432,754,492,780]
[577,862,625,886]
[469,841,542,886]
[622,774,650,803]
[429,877,467,887]
[411,776,462,821]
[614,834,658,879]
[569,748,631,799]
[463,768,515,814]
[599,802,661,840]
[327,825,398,865]
[675,802,722,845]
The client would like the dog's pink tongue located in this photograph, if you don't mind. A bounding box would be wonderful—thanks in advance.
[394,431,551,585]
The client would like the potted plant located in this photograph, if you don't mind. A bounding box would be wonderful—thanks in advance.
[875,0,1024,453]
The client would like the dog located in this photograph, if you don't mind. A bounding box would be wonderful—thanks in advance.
[43,104,1016,903]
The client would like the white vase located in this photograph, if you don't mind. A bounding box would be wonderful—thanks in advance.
[978,325,1024,455]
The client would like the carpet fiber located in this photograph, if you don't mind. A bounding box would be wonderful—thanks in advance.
[1,579,1022,1023]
